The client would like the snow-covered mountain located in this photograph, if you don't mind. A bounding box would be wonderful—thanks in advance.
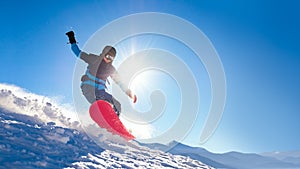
[261,151,300,166]
[142,140,300,169]
[0,83,213,168]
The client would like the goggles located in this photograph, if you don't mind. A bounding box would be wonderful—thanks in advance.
[105,54,115,61]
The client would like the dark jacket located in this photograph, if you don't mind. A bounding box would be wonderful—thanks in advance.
[79,50,127,92]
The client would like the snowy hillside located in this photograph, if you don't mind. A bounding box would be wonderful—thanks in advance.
[0,83,213,169]
[3,83,299,169]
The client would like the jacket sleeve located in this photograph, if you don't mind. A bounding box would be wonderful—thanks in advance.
[71,43,103,64]
[79,52,99,65]
[110,68,128,93]
[71,43,81,57]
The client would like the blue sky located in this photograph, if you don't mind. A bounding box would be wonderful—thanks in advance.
[1,0,300,153]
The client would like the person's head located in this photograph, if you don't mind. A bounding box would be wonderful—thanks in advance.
[101,45,116,63]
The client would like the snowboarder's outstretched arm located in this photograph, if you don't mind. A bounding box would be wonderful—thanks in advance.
[111,70,137,103]
[66,31,98,64]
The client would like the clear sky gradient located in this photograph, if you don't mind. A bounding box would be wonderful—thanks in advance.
[1,0,299,153]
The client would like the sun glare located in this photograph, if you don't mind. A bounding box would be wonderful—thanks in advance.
[121,117,155,139]
[128,71,153,112]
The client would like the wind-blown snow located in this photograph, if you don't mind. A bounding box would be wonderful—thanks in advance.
[0,83,80,129]
[0,83,213,169]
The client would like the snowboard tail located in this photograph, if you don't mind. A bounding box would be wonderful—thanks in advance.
[89,100,134,140]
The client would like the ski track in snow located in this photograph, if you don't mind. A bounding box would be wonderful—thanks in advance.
[0,83,213,169]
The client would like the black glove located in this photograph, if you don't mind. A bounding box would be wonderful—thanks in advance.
[65,31,77,44]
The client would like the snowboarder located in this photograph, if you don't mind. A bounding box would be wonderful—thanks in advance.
[66,31,137,116]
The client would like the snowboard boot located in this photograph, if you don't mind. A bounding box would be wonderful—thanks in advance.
[65,31,77,44]
[113,106,120,117]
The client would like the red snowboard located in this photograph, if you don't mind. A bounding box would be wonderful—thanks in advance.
[89,100,135,140]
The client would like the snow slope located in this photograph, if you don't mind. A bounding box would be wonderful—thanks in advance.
[0,83,213,169]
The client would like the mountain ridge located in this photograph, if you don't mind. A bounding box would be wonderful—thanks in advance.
[145,140,300,169]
